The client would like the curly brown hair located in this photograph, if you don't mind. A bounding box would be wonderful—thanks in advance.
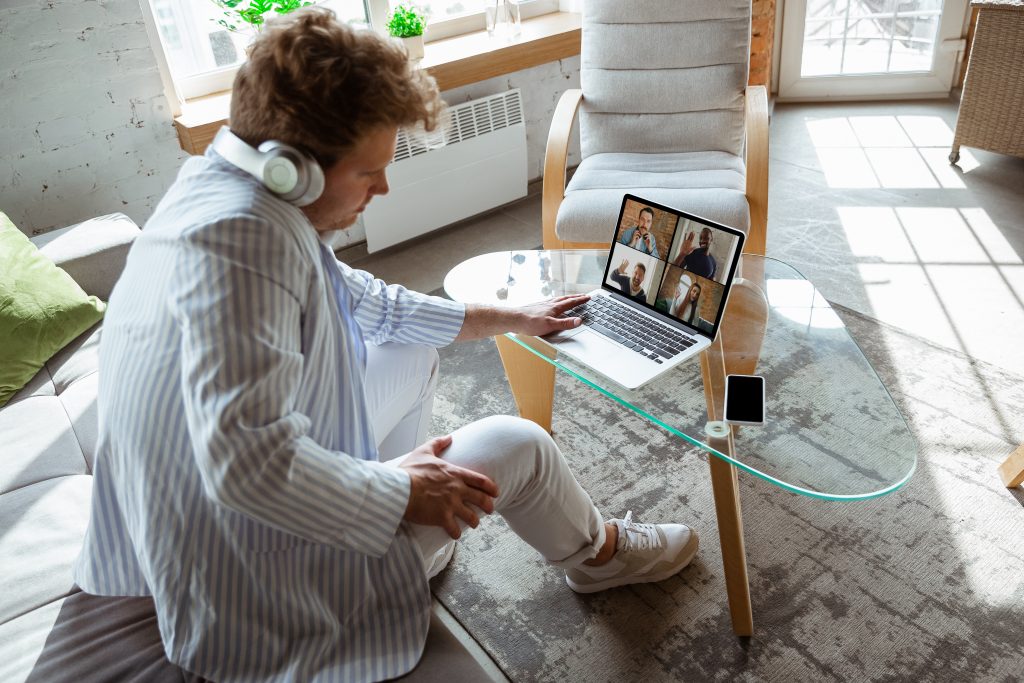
[229,7,444,167]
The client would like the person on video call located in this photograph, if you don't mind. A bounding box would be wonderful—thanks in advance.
[610,259,649,303]
[72,9,699,683]
[618,207,660,257]
[674,226,717,280]
[670,274,702,326]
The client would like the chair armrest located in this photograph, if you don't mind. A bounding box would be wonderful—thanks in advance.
[542,88,584,249]
[744,85,769,256]
[30,213,141,300]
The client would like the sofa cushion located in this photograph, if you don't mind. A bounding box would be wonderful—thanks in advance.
[0,214,105,407]
[7,323,101,406]
[45,323,101,397]
[0,590,491,683]
[0,476,91,625]
[556,151,749,244]
[2,324,101,490]
[31,213,138,301]
[0,591,207,683]
[55,374,100,471]
[0,398,88,494]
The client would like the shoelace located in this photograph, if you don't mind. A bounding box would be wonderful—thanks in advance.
[617,511,663,552]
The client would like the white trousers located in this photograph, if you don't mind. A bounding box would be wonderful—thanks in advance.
[364,342,606,570]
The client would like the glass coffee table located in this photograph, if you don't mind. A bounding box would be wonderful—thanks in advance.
[444,250,917,635]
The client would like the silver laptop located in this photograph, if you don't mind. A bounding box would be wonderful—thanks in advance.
[545,194,745,390]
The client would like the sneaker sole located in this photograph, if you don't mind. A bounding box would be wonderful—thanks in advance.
[565,531,699,594]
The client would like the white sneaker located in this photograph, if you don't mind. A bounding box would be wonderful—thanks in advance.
[564,511,698,593]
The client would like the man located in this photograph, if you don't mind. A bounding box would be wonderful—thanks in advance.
[72,9,698,683]
[618,206,659,257]
[675,226,717,279]
[609,258,649,303]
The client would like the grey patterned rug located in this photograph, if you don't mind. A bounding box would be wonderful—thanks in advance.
[428,303,1024,682]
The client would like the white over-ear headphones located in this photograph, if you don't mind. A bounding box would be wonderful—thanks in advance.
[210,126,325,207]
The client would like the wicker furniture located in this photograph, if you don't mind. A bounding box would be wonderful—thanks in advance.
[950,0,1024,163]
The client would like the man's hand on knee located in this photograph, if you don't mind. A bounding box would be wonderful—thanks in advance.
[399,435,499,539]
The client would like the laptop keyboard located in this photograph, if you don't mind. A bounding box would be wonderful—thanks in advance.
[561,296,697,364]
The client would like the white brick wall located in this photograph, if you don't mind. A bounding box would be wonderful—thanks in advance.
[0,0,188,236]
[1,0,581,243]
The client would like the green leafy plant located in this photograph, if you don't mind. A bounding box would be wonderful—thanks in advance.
[213,0,314,33]
[387,4,426,38]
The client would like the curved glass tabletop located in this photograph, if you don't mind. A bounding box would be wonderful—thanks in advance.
[444,250,917,501]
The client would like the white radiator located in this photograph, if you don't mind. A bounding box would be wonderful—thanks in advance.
[362,89,528,253]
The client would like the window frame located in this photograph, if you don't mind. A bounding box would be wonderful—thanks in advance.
[144,0,561,104]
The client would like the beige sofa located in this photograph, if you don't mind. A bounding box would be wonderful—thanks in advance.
[0,214,491,682]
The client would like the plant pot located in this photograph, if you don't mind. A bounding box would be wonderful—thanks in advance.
[396,34,424,60]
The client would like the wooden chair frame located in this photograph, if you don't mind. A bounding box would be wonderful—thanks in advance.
[539,85,770,255]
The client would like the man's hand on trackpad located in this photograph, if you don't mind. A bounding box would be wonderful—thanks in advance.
[513,294,590,337]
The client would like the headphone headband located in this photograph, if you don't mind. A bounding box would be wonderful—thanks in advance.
[210,127,325,207]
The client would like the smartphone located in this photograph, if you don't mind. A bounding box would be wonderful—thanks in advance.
[724,374,766,426]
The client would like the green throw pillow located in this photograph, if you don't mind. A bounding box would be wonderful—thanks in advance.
[1,212,106,407]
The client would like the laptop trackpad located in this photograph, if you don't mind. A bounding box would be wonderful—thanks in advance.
[547,328,619,360]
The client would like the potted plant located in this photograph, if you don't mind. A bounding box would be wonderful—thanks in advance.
[387,4,427,60]
[213,0,315,34]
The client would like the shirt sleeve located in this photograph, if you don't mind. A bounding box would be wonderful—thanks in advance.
[610,271,629,292]
[333,259,466,347]
[170,217,410,558]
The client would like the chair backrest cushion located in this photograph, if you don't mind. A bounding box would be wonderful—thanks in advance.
[580,0,751,158]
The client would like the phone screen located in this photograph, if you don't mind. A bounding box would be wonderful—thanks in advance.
[725,375,765,423]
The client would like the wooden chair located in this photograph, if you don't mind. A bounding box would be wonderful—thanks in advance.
[496,0,770,433]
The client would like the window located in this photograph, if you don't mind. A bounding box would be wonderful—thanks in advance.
[145,0,560,101]
[149,0,371,99]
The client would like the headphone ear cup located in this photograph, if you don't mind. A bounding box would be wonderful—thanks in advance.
[262,156,300,195]
[300,159,325,207]
[258,141,324,207]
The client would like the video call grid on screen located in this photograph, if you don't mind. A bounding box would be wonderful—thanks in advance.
[602,195,743,335]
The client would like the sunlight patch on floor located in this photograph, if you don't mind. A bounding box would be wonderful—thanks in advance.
[856,261,959,348]
[807,114,980,189]
[899,207,991,264]
[838,207,917,262]
[838,204,1024,375]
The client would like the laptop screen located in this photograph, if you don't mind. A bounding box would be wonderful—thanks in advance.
[600,194,745,338]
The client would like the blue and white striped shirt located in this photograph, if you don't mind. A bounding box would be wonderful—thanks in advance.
[73,149,465,682]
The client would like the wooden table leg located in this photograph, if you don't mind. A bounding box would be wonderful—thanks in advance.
[701,335,754,636]
[494,334,556,433]
[708,451,754,636]
[998,444,1024,488]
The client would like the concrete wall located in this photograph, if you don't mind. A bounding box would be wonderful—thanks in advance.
[0,0,188,236]
[0,0,580,241]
